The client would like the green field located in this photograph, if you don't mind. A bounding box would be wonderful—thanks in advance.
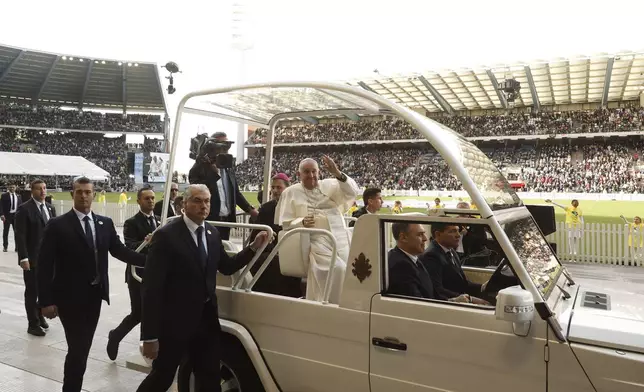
[49,192,641,225]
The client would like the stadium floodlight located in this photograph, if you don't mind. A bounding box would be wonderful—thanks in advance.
[94,60,99,64]
[101,60,106,64]
[162,61,181,95]
[62,56,67,60]
[118,62,123,66]
[134,63,139,67]
[79,58,83,62]
[69,57,74,60]
[128,63,132,67]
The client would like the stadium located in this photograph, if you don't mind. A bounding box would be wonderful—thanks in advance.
[2,2,644,390]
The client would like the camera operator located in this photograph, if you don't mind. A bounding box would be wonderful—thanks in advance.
[188,132,258,240]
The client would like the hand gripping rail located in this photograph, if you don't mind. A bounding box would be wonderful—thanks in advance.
[344,217,358,224]
[206,221,273,288]
[245,227,338,304]
[130,217,273,286]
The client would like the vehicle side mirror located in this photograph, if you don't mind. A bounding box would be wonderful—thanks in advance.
[495,285,534,337]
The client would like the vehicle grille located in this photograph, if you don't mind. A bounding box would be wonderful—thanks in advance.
[581,291,610,310]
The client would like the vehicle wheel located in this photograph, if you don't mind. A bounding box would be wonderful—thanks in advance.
[177,335,265,392]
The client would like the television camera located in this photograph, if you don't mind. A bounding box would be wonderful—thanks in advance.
[189,133,234,169]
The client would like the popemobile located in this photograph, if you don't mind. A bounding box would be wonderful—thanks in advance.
[132,82,644,392]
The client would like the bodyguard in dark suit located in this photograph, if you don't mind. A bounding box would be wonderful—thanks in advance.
[15,179,56,336]
[153,182,179,218]
[349,187,383,227]
[137,184,269,391]
[420,222,489,305]
[107,187,158,361]
[188,132,258,240]
[37,176,146,392]
[1,184,22,252]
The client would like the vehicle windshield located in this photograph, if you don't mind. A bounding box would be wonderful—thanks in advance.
[414,115,523,211]
[502,215,562,299]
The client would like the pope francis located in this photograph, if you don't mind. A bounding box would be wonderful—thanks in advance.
[275,155,360,303]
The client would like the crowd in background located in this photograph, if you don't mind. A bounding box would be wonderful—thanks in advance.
[236,139,644,194]
[0,129,165,190]
[246,107,644,144]
[0,102,163,133]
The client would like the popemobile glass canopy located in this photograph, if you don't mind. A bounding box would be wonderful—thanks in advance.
[176,82,522,214]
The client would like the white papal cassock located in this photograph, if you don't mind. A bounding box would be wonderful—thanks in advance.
[275,175,360,303]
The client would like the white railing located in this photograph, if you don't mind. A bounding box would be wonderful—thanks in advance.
[53,200,250,241]
[546,222,644,266]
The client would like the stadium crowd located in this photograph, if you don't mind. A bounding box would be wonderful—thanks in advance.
[0,129,164,189]
[246,107,644,144]
[0,102,163,133]
[236,139,644,194]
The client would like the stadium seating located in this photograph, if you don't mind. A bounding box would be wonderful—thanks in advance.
[235,139,644,193]
[0,102,163,133]
[246,107,644,144]
[0,128,164,189]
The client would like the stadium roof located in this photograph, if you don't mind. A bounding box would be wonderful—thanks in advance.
[347,52,644,113]
[0,43,166,112]
[0,151,110,180]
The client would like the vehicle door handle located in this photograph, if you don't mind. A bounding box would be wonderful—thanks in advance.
[372,337,407,351]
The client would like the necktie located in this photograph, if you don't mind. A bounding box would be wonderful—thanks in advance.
[196,226,208,269]
[449,250,458,267]
[10,194,15,211]
[83,216,100,284]
[40,204,49,223]
[148,216,156,230]
[83,216,95,249]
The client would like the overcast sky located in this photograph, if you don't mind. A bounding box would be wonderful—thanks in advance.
[2,0,643,172]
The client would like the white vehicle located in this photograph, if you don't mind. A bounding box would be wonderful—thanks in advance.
[136,82,644,392]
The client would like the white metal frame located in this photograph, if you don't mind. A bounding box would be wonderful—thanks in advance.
[160,81,559,325]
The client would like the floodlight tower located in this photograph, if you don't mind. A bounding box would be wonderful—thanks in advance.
[230,1,255,163]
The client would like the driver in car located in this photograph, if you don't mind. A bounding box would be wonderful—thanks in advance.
[420,223,490,305]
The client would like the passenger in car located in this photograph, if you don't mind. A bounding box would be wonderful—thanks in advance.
[420,223,490,305]
[388,222,470,303]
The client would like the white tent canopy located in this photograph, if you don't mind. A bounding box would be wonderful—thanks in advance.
[0,152,110,181]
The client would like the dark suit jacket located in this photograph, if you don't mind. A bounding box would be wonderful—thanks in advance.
[153,199,175,219]
[249,200,279,248]
[15,199,57,267]
[0,192,22,216]
[123,211,159,283]
[387,247,436,299]
[188,163,252,221]
[420,240,481,300]
[37,210,146,307]
[140,217,256,340]
[349,206,369,228]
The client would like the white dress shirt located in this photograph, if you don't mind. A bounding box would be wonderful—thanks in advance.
[8,192,18,213]
[33,198,50,221]
[217,174,229,217]
[73,208,96,247]
[183,214,208,255]
[400,248,420,265]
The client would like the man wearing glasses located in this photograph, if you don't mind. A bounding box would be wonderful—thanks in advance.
[153,183,179,219]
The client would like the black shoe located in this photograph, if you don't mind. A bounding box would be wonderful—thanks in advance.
[39,318,49,330]
[107,330,119,361]
[27,326,46,337]
[2,248,6,252]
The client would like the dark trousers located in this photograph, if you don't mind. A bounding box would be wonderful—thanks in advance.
[23,268,41,327]
[137,303,221,392]
[2,213,15,249]
[208,215,233,241]
[112,279,142,342]
[58,288,102,392]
